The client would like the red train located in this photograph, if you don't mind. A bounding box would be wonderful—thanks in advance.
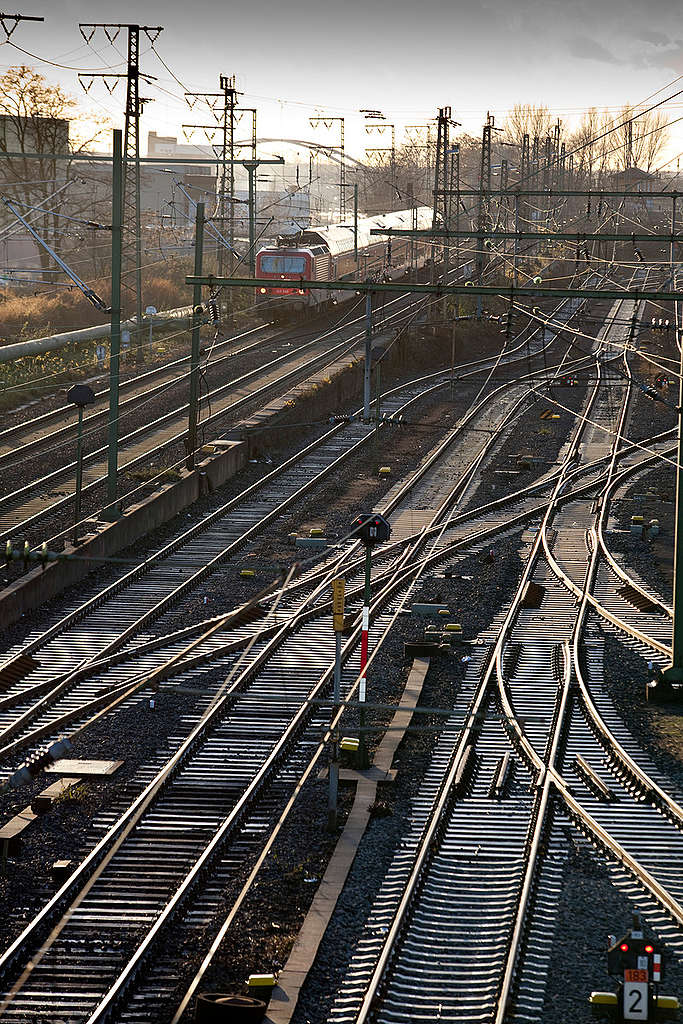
[255,206,434,317]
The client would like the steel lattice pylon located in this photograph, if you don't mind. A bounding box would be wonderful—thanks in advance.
[122,25,143,356]
[79,22,163,362]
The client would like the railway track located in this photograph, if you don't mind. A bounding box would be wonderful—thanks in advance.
[0,300,592,775]
[0,314,573,1021]
[0,287,437,548]
[0,320,274,462]
[324,286,683,1024]
[0,274,662,1022]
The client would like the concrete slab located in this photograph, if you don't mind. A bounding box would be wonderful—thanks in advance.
[32,777,82,814]
[45,759,123,776]
[0,806,37,855]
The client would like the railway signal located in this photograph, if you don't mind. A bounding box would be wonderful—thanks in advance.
[328,577,345,831]
[348,513,391,769]
[590,913,678,1021]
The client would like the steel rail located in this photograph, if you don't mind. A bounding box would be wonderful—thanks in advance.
[0,297,408,540]
[0,313,575,691]
[0,359,538,765]
[350,288,670,1023]
[0,365,529,1015]
[79,354,534,1023]
[0,322,272,459]
[352,336,607,1022]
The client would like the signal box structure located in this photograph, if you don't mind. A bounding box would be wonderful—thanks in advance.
[348,512,391,547]
[591,914,678,1022]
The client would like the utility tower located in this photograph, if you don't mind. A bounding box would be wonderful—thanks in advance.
[500,158,509,231]
[520,133,530,183]
[432,107,460,308]
[433,107,452,232]
[405,124,436,197]
[477,114,494,278]
[626,118,634,170]
[362,111,396,210]
[79,23,163,363]
[310,115,346,219]
[552,119,561,186]
[184,75,240,276]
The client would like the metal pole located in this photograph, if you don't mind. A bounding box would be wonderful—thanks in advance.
[106,129,123,516]
[74,406,84,546]
[374,361,382,434]
[454,144,460,283]
[364,289,372,421]
[248,163,256,274]
[187,202,205,471]
[358,544,372,770]
[665,191,683,682]
[660,193,683,681]
[354,183,358,263]
[328,629,342,832]
[450,325,456,396]
[134,111,143,366]
[513,193,520,288]
[217,77,228,278]
[664,345,683,681]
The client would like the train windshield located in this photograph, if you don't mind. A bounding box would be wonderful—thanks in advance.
[259,254,307,274]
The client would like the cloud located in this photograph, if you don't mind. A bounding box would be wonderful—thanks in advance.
[566,35,622,64]
[639,28,671,46]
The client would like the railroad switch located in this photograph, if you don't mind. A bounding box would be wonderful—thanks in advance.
[591,912,679,1021]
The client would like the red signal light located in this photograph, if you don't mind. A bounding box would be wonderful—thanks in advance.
[620,944,629,952]
[645,945,654,953]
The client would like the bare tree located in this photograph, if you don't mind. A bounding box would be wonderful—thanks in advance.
[503,103,553,147]
[608,104,670,173]
[0,65,107,274]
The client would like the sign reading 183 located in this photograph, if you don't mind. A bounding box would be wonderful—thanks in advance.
[624,969,648,1020]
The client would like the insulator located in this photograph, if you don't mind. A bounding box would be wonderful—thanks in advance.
[207,297,220,325]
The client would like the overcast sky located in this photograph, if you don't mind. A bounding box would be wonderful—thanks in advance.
[2,0,683,166]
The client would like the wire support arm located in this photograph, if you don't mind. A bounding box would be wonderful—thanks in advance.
[185,275,683,303]
[1,196,109,311]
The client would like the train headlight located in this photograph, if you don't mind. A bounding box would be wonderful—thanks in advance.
[260,288,267,294]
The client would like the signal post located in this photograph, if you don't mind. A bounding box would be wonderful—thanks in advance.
[328,577,345,832]
[348,512,391,769]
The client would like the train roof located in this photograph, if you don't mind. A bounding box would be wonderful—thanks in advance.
[275,206,435,257]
